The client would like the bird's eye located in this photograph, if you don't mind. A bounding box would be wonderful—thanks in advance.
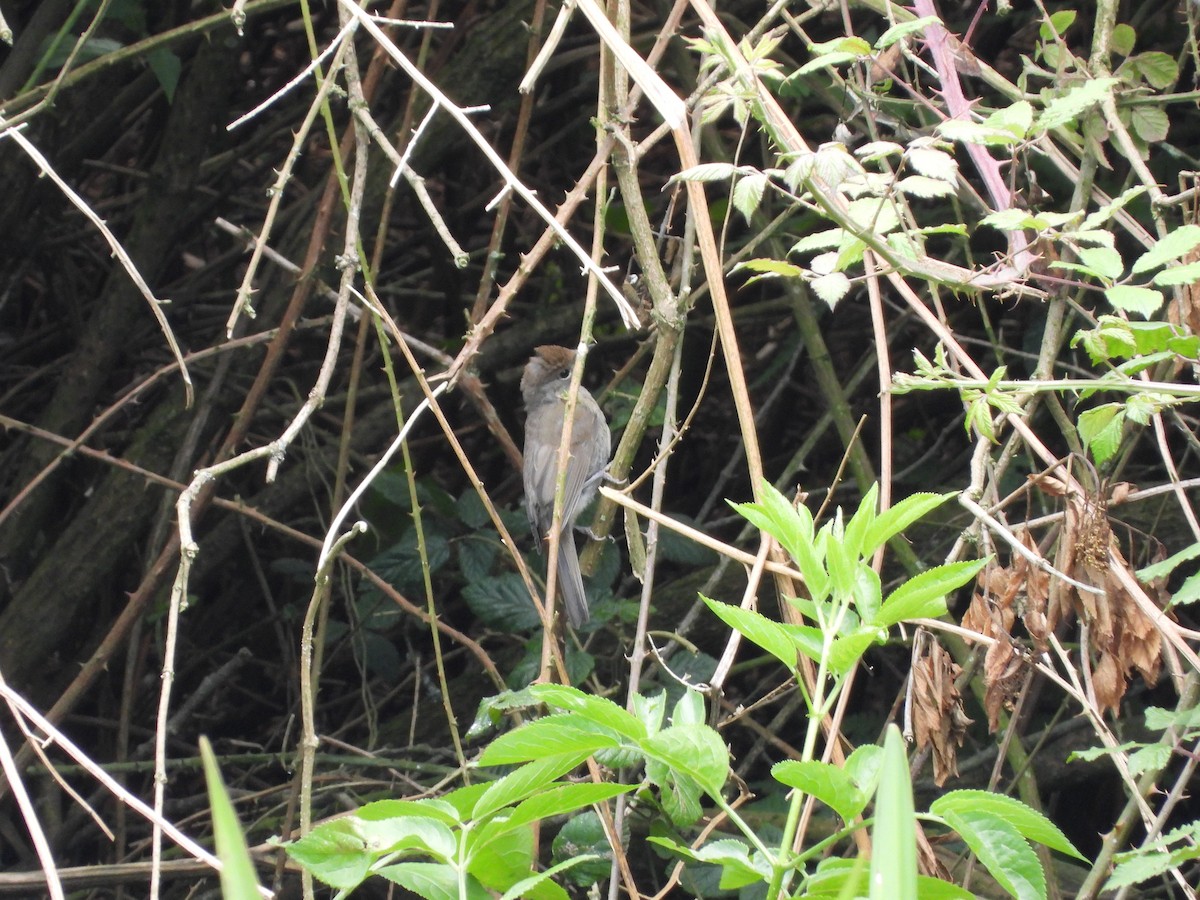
[558,369,570,379]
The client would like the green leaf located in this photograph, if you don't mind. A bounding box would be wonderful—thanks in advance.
[987,100,1034,139]
[937,118,1025,146]
[1132,225,1200,274]
[828,628,883,673]
[146,48,182,103]
[478,716,621,765]
[772,759,867,822]
[792,229,846,254]
[846,196,900,234]
[1110,23,1136,57]
[1153,260,1200,285]
[939,809,1044,900]
[472,753,594,821]
[1169,570,1200,607]
[1131,51,1179,89]
[528,684,647,739]
[670,162,742,183]
[905,146,959,182]
[842,484,879,559]
[1037,78,1118,130]
[199,737,263,900]
[640,724,729,796]
[731,484,828,599]
[1075,245,1124,280]
[1040,9,1076,40]
[931,790,1085,860]
[1104,285,1164,317]
[737,258,806,279]
[461,573,540,631]
[870,726,918,900]
[861,491,952,557]
[896,175,956,198]
[1077,404,1125,466]
[286,819,377,891]
[377,862,490,900]
[1137,541,1200,582]
[1130,105,1169,144]
[702,595,803,671]
[464,820,543,896]
[732,172,768,222]
[497,856,592,900]
[812,271,852,308]
[874,558,987,628]
[874,16,941,50]
[855,140,904,161]
[1079,186,1148,231]
[1105,845,1200,890]
[504,783,633,832]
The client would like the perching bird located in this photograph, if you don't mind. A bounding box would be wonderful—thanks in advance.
[521,345,610,628]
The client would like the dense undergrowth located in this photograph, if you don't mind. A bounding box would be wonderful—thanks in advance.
[1,0,1200,897]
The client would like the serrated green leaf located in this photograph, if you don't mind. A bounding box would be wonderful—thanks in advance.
[1105,285,1164,317]
[528,684,646,739]
[1111,23,1136,57]
[1038,78,1118,130]
[874,16,941,50]
[1130,105,1169,144]
[1132,225,1200,274]
[906,146,959,181]
[1170,570,1200,606]
[472,753,594,821]
[737,258,806,278]
[932,790,1085,859]
[1075,245,1124,280]
[702,595,801,671]
[937,118,1023,146]
[846,196,900,234]
[670,162,742,183]
[861,491,953,558]
[855,140,904,160]
[812,271,851,308]
[478,716,621,765]
[1132,51,1179,89]
[793,229,846,254]
[733,172,768,222]
[286,819,378,891]
[377,862,490,900]
[875,558,987,628]
[1077,404,1125,465]
[640,723,729,795]
[1152,261,1200,285]
[1080,186,1148,231]
[772,759,867,821]
[940,809,1044,900]
[1137,541,1200,581]
[897,175,956,198]
[503,783,633,832]
[461,573,540,631]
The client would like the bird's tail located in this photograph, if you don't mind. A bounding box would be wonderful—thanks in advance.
[556,536,590,628]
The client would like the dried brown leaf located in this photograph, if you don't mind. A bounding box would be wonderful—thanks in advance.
[983,635,1024,732]
[913,640,972,786]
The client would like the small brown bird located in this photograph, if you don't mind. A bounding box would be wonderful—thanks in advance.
[521,345,611,628]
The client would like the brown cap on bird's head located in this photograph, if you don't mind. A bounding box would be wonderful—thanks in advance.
[521,345,576,394]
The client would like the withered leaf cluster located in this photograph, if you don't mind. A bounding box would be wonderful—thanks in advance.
[963,476,1162,724]
[912,637,973,786]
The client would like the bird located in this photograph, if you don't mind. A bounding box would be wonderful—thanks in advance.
[521,345,611,628]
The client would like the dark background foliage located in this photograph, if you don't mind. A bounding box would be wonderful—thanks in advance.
[0,0,1198,896]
